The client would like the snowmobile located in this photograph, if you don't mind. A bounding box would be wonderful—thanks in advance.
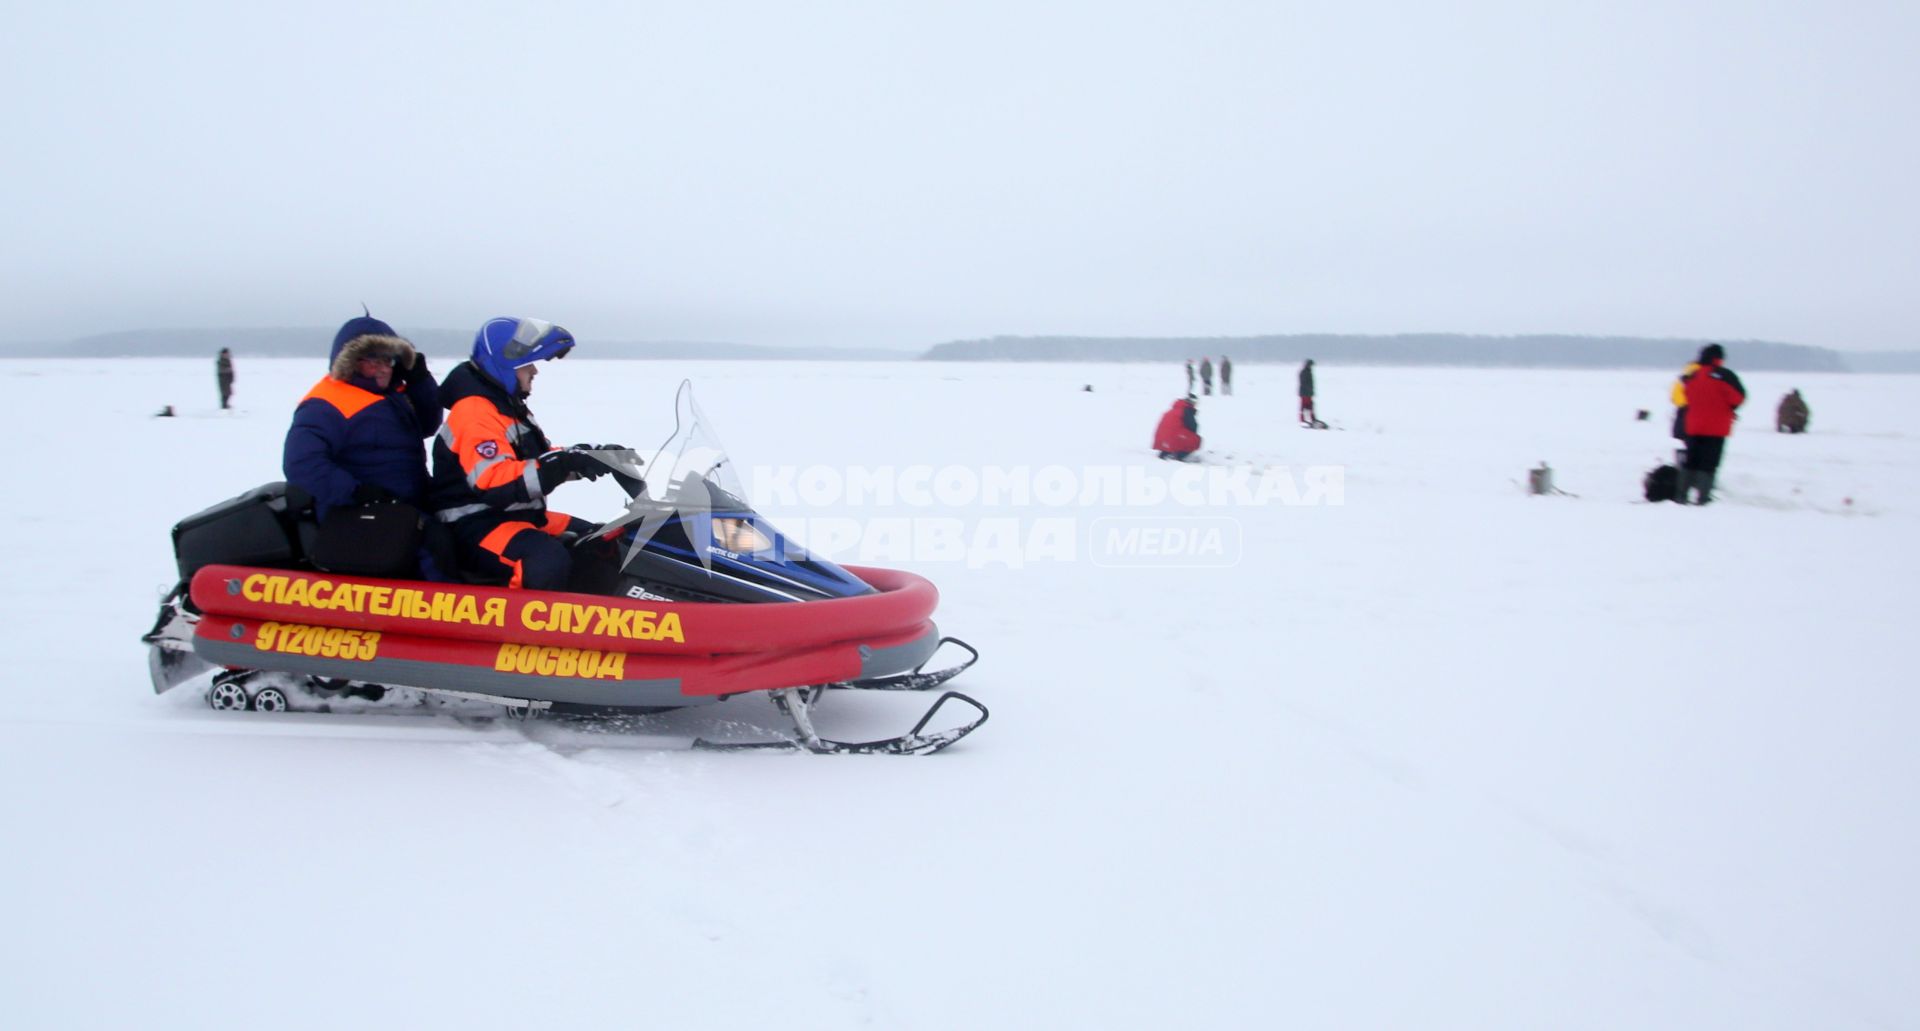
[142,384,985,755]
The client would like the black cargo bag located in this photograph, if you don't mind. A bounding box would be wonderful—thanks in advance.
[172,482,311,580]
[308,502,426,577]
[1643,464,1681,503]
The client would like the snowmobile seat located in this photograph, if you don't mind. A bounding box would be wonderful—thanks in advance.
[170,481,316,580]
[285,484,321,559]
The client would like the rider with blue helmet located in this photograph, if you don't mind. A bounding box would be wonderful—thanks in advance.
[426,317,617,589]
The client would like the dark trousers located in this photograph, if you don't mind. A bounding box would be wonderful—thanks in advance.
[418,521,460,582]
[1683,435,1726,472]
[218,376,233,409]
[449,514,573,590]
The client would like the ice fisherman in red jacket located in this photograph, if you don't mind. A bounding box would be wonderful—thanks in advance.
[1678,343,1746,505]
[1154,396,1201,460]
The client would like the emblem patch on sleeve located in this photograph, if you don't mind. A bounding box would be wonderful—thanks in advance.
[476,440,499,460]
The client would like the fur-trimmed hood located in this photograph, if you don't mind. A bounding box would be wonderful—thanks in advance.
[330,333,418,382]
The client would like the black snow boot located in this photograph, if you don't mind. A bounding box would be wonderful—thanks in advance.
[1678,469,1707,505]
[1695,470,1716,505]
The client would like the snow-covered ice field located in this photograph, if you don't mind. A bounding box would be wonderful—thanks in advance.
[3,355,1916,1029]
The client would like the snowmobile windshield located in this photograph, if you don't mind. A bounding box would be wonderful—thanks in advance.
[593,381,753,543]
[581,382,874,600]
[653,381,749,510]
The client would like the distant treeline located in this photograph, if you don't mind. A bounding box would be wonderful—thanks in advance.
[5,327,1918,372]
[923,334,1920,373]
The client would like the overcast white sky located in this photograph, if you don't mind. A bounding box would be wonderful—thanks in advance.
[3,1,1916,351]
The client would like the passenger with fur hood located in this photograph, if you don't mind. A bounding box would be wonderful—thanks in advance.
[282,312,442,521]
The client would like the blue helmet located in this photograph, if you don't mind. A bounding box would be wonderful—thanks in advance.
[472,316,575,392]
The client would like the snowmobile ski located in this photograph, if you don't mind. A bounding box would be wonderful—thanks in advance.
[692,687,988,755]
[828,637,978,692]
[192,670,986,756]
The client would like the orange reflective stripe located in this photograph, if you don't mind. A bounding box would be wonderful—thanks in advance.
[301,378,381,419]
[446,397,528,490]
[478,522,536,589]
[478,521,530,556]
[541,511,571,535]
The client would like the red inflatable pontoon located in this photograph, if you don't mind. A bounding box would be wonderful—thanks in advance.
[187,564,950,710]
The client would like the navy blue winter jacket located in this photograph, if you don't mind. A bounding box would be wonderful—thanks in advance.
[282,333,442,520]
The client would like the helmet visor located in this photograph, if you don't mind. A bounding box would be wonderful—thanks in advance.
[502,318,573,364]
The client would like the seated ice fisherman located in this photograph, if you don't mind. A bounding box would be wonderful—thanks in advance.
[1153,395,1201,460]
[1776,389,1810,433]
[427,317,627,590]
[283,313,444,573]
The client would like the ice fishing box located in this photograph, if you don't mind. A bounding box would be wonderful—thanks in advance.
[171,481,313,580]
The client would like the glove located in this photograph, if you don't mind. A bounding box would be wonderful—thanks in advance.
[393,340,419,371]
[351,483,401,504]
[571,449,612,481]
[535,449,608,492]
[572,444,644,496]
[400,350,431,384]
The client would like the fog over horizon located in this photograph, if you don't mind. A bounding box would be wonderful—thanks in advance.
[4,2,1916,353]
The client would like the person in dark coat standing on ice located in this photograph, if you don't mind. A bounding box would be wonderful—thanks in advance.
[1298,359,1316,425]
[215,347,235,409]
[1185,358,1195,394]
[1199,356,1213,396]
[1153,395,1201,460]
[1219,355,1232,395]
[283,313,441,522]
[1678,343,1745,504]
